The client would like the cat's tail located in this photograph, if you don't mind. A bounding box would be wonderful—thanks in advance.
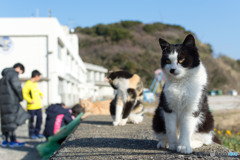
[192,131,221,149]
[212,134,221,145]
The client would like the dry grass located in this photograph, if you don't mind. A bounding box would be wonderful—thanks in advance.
[213,109,240,131]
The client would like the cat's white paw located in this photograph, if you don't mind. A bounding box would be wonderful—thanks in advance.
[113,121,120,126]
[168,143,177,151]
[157,141,166,149]
[177,145,192,154]
[130,115,143,124]
[119,119,128,126]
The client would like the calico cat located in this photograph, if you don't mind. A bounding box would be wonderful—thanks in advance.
[152,34,221,154]
[107,71,144,126]
[79,99,112,119]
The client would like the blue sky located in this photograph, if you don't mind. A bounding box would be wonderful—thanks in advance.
[1,0,239,60]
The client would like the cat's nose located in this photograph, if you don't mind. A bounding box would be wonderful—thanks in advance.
[170,69,176,74]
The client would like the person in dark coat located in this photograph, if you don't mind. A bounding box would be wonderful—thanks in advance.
[0,63,29,147]
[43,103,73,139]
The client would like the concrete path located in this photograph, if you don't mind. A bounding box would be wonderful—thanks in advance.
[51,115,234,160]
[0,122,44,160]
[0,113,46,160]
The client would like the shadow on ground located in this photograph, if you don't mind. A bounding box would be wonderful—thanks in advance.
[81,120,112,126]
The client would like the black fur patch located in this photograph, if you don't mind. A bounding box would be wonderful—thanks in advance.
[133,100,141,110]
[109,82,117,90]
[195,87,214,133]
[159,90,172,113]
[139,91,143,96]
[193,87,207,117]
[160,34,200,69]
[122,101,134,119]
[152,107,166,134]
[133,100,144,115]
[152,90,171,134]
[127,89,137,99]
[107,71,133,81]
[110,96,117,116]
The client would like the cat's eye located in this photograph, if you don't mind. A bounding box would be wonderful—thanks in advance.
[178,58,184,63]
[166,59,171,64]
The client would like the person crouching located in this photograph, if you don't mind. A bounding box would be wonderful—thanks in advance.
[43,103,73,140]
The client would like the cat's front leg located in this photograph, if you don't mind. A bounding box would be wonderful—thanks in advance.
[164,112,178,151]
[81,112,91,119]
[113,98,124,126]
[177,115,197,154]
[119,100,135,126]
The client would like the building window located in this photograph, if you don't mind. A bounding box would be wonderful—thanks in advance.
[87,71,90,82]
[58,77,64,95]
[66,51,70,65]
[99,73,101,82]
[94,72,97,82]
[70,57,73,70]
[58,41,64,60]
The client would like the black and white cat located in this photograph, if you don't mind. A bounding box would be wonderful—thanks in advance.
[152,34,221,154]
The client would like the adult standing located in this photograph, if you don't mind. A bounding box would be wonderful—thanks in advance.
[23,70,44,139]
[0,63,29,147]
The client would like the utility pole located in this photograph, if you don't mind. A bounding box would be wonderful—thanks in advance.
[48,9,52,17]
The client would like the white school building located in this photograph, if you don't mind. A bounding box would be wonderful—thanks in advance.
[84,62,114,101]
[0,17,113,107]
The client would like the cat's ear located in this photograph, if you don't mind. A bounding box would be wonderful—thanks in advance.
[183,34,195,48]
[159,38,170,51]
[107,70,113,80]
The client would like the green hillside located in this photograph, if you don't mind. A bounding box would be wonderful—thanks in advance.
[75,21,240,93]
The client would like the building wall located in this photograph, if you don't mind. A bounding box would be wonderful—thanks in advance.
[0,18,88,107]
[84,63,114,101]
[0,36,47,78]
[0,36,49,106]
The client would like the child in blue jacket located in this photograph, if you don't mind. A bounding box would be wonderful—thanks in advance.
[43,103,73,139]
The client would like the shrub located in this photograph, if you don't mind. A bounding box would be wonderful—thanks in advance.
[95,24,109,37]
[75,27,95,35]
[108,28,132,42]
[143,23,167,33]
[120,21,142,28]
[210,69,228,88]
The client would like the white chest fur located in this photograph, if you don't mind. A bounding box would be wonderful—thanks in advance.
[163,63,207,114]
